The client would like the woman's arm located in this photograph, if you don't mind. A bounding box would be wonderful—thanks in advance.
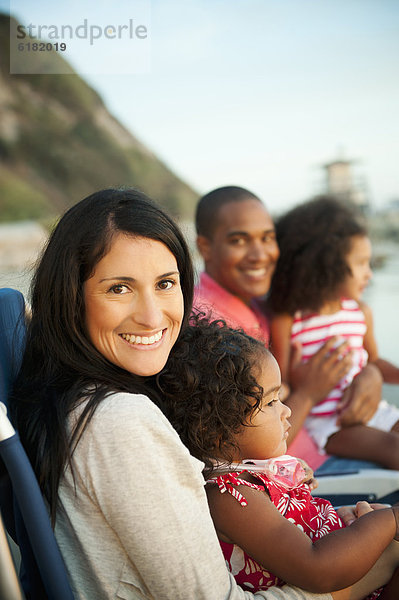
[207,482,398,594]
[82,393,330,600]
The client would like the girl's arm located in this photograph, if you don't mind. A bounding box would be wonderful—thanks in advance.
[207,482,398,594]
[362,302,399,384]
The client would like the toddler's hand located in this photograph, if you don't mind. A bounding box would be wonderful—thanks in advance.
[354,500,374,518]
[297,459,318,491]
[336,505,359,526]
[336,501,373,526]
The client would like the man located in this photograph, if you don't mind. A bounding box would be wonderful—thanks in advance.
[194,186,382,470]
[195,186,277,343]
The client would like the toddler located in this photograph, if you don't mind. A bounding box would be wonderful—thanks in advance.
[159,317,399,598]
[268,196,399,467]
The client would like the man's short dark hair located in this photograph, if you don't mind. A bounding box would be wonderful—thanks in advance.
[195,186,261,238]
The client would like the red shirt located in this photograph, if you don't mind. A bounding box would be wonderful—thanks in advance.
[194,272,270,345]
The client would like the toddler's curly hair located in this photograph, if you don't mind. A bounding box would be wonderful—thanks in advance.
[268,196,368,315]
[158,315,268,475]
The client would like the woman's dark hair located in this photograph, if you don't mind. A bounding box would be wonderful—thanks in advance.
[11,188,194,522]
[158,315,268,476]
[268,196,368,315]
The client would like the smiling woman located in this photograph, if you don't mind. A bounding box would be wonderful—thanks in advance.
[10,188,335,600]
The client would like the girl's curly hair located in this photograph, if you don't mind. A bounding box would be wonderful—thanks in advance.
[268,196,368,315]
[157,315,268,475]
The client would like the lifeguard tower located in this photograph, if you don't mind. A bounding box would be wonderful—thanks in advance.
[323,156,369,213]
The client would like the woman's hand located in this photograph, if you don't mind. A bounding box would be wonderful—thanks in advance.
[289,337,353,406]
[284,338,355,441]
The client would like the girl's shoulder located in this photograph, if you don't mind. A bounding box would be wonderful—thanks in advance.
[341,297,362,311]
[341,298,369,322]
[357,299,372,316]
[206,470,268,507]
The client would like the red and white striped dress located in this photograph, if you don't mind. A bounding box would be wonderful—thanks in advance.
[291,298,368,417]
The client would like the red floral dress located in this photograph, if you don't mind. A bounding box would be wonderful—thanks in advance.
[207,469,381,599]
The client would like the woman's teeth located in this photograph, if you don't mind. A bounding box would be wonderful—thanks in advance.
[121,331,163,345]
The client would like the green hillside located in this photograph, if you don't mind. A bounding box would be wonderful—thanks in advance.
[0,14,198,223]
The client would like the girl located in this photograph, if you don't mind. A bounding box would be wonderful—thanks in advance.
[268,196,399,468]
[159,317,399,599]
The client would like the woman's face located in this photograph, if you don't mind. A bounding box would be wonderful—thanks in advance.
[84,233,184,376]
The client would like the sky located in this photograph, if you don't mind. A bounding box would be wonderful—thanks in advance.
[2,0,399,214]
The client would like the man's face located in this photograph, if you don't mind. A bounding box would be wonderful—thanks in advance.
[197,199,280,304]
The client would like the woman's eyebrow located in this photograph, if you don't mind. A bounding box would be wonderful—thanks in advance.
[156,271,180,279]
[99,271,180,284]
[99,276,136,283]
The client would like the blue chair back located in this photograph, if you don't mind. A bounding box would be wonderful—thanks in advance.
[0,288,25,409]
[0,288,74,600]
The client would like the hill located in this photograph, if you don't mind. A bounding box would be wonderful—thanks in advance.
[0,14,198,223]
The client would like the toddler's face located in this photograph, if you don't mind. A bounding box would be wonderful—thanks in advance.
[339,235,372,302]
[235,352,291,460]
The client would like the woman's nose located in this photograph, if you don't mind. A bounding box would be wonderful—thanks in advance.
[132,293,163,329]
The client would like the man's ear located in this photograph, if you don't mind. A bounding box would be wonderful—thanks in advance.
[196,235,212,261]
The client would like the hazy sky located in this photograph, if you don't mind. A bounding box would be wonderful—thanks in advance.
[3,0,399,213]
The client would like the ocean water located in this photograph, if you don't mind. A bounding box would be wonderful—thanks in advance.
[363,247,399,406]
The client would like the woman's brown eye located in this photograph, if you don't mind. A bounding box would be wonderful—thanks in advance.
[158,280,174,290]
[109,284,128,294]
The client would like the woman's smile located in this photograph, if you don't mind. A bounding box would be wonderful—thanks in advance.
[120,329,164,346]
